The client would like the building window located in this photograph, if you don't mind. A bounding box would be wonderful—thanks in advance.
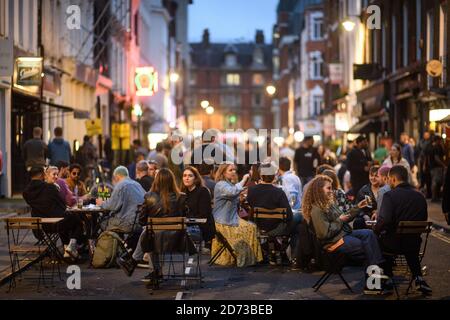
[189,72,196,85]
[312,95,323,116]
[220,94,240,107]
[252,73,264,86]
[310,52,323,79]
[253,115,263,129]
[403,3,408,67]
[253,93,263,106]
[253,48,264,65]
[226,73,240,86]
[439,4,447,86]
[311,14,324,40]
[392,15,397,72]
[416,0,422,60]
[225,54,237,67]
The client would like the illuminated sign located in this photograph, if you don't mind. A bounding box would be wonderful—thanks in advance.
[135,67,158,96]
[13,57,43,96]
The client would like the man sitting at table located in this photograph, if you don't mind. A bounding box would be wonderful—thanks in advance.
[135,160,154,192]
[96,166,145,233]
[247,162,294,264]
[23,166,84,259]
[374,165,432,294]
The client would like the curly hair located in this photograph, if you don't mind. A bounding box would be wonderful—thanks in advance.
[302,175,334,224]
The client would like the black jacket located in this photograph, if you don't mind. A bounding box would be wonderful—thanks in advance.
[346,147,371,194]
[185,186,216,241]
[136,175,154,192]
[138,192,186,225]
[356,183,377,216]
[374,183,427,236]
[443,168,450,215]
[247,184,293,232]
[23,180,66,218]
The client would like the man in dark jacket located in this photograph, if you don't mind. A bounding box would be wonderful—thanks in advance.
[48,127,71,165]
[346,135,372,195]
[293,136,320,188]
[374,165,432,294]
[23,167,84,259]
[135,160,154,192]
[22,127,48,170]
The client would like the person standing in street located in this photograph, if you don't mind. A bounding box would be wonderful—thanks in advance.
[294,136,320,188]
[48,127,71,166]
[400,132,415,169]
[429,135,446,202]
[373,141,388,165]
[418,131,433,198]
[135,160,154,192]
[346,136,373,196]
[22,127,48,171]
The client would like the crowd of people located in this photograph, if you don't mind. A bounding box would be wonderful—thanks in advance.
[17,126,449,295]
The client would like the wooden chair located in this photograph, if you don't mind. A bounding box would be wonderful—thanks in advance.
[4,217,52,292]
[208,230,237,266]
[383,221,432,298]
[252,207,290,265]
[146,217,199,289]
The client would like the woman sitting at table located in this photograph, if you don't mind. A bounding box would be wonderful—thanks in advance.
[302,175,392,294]
[23,166,84,259]
[180,166,215,245]
[211,163,263,267]
[116,168,196,285]
[45,165,76,207]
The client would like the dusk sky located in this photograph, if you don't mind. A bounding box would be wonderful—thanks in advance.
[188,0,279,43]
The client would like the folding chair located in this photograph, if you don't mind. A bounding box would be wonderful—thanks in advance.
[146,217,200,290]
[4,217,59,292]
[382,221,432,298]
[208,230,237,266]
[252,207,290,265]
[308,221,355,293]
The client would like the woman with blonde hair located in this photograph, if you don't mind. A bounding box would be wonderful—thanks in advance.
[211,163,263,267]
[302,175,391,294]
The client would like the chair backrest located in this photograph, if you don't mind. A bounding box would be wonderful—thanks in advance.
[147,217,186,231]
[396,221,432,235]
[253,207,288,221]
[4,217,43,231]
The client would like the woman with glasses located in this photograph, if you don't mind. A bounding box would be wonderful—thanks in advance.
[65,163,88,198]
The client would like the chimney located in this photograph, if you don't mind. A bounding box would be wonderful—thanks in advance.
[255,30,265,44]
[202,29,210,47]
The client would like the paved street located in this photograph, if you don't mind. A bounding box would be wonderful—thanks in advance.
[1,200,449,300]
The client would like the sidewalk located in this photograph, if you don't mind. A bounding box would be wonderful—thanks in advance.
[427,200,449,233]
[0,197,29,216]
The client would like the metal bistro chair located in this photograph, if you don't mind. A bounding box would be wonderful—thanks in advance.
[252,207,290,265]
[146,217,199,290]
[382,221,432,298]
[4,217,60,292]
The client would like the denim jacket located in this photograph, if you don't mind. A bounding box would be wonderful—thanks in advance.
[212,180,244,226]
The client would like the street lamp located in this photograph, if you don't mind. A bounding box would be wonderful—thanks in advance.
[170,72,180,83]
[133,103,143,141]
[205,106,215,115]
[266,85,276,96]
[201,100,210,109]
[342,19,356,31]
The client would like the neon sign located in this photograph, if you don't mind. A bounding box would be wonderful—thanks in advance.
[135,67,158,96]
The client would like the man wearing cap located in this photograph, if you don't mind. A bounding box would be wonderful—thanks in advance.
[346,136,373,195]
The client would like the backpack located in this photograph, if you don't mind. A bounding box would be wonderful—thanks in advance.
[92,231,126,268]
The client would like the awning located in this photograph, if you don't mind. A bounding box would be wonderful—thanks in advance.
[437,115,450,123]
[40,100,91,119]
[348,118,382,134]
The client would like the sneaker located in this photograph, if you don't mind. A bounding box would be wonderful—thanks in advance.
[415,276,432,294]
[65,243,79,259]
[116,256,137,277]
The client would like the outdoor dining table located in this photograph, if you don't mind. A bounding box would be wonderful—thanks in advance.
[66,206,110,261]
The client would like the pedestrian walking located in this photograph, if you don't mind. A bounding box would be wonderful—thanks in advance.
[48,127,71,166]
[400,132,415,168]
[294,136,320,188]
[22,127,48,171]
[429,135,446,202]
[346,136,372,196]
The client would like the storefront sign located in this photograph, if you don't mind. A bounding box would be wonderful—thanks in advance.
[13,57,43,96]
[85,119,103,136]
[0,38,14,77]
[135,67,158,97]
[329,63,343,84]
[426,60,443,77]
[335,112,350,132]
[298,120,322,135]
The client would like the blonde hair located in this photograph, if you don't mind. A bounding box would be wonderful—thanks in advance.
[215,162,236,183]
[302,175,335,224]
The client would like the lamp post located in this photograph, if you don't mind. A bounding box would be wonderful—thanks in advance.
[133,103,143,142]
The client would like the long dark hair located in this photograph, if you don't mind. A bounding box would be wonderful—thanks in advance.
[150,168,180,213]
[180,166,204,193]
